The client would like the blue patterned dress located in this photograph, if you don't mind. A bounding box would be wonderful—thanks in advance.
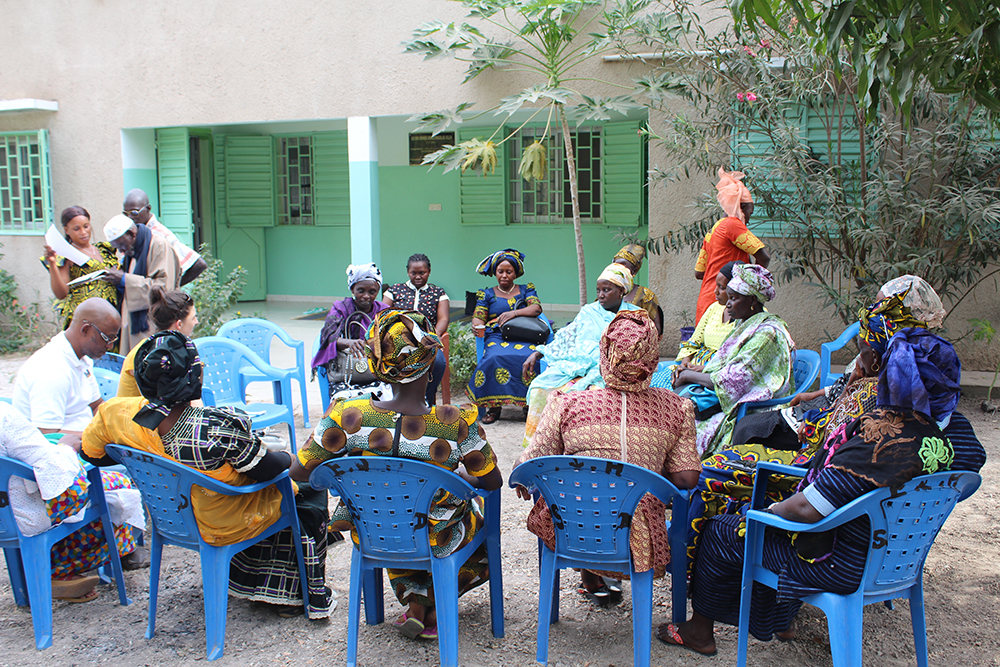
[466,283,542,408]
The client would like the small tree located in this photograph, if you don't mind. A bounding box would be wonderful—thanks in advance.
[403,0,668,305]
[613,2,1000,325]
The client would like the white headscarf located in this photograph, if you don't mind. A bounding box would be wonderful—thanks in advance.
[346,263,382,289]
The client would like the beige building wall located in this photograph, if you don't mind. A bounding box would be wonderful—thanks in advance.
[1,0,996,368]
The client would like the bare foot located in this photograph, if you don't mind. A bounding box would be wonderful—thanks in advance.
[656,621,717,656]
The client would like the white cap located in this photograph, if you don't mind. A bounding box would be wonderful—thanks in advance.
[103,214,134,241]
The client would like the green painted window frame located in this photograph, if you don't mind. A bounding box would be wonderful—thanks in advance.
[457,120,646,227]
[275,136,315,226]
[155,127,194,244]
[732,102,862,237]
[0,130,53,235]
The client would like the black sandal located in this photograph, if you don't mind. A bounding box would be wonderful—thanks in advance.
[482,408,501,424]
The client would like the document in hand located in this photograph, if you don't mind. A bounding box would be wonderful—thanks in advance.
[67,269,108,287]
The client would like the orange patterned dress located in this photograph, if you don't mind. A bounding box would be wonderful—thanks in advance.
[519,384,700,577]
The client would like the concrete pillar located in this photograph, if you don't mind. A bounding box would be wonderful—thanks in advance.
[347,116,381,267]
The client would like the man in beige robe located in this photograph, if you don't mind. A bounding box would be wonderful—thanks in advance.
[101,214,180,353]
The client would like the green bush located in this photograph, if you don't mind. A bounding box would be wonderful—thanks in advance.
[447,321,477,390]
[0,247,54,353]
[185,245,247,338]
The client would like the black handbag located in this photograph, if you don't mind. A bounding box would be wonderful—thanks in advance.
[500,315,549,345]
[326,311,378,386]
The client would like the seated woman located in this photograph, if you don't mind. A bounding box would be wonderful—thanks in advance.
[657,299,985,656]
[82,331,331,618]
[42,206,120,334]
[732,273,948,451]
[467,249,543,424]
[295,310,502,640]
[312,263,388,400]
[521,264,642,448]
[515,310,700,601]
[1,401,145,603]
[612,243,663,335]
[118,286,199,397]
[384,253,449,406]
[672,264,793,458]
[676,260,738,370]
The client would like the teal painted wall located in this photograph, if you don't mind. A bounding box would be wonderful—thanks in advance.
[121,168,159,216]
[377,165,645,306]
[264,224,352,297]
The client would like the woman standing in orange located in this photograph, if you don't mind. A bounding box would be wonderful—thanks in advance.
[693,169,770,323]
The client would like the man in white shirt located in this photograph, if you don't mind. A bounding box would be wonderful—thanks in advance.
[12,298,121,436]
[123,188,207,285]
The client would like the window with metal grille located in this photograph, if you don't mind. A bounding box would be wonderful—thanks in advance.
[508,126,602,224]
[0,130,52,233]
[276,136,313,226]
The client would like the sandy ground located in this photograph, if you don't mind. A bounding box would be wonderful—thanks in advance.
[0,353,998,666]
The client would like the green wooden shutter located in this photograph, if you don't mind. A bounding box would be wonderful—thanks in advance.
[224,136,275,227]
[602,121,645,226]
[213,138,227,229]
[312,131,350,226]
[458,127,507,225]
[155,128,193,245]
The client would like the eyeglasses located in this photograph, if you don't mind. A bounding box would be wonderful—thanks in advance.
[81,319,119,346]
[123,204,149,218]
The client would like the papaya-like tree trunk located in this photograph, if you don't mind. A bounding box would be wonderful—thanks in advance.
[559,106,587,305]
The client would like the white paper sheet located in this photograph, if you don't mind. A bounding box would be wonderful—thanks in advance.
[45,224,91,266]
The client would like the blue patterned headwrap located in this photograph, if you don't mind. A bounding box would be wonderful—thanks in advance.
[858,291,928,358]
[878,328,961,421]
[476,249,525,277]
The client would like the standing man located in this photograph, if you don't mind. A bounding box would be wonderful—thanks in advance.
[123,188,207,285]
[12,298,121,436]
[102,215,181,353]
[693,168,770,323]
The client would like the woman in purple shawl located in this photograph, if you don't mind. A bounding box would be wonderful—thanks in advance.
[311,263,388,398]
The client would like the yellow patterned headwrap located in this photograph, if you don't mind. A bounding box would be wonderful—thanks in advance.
[365,310,442,384]
[614,243,646,269]
[598,263,634,293]
[857,290,928,357]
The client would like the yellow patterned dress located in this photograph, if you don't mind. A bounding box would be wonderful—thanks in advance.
[41,242,120,330]
[298,394,498,607]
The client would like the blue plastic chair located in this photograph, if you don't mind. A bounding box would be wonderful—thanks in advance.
[735,348,821,420]
[0,457,131,649]
[820,321,861,388]
[311,332,332,415]
[309,457,504,667]
[104,444,310,661]
[92,367,121,401]
[193,336,297,453]
[509,455,691,667]
[92,352,125,374]
[474,314,553,419]
[737,462,982,667]
[217,318,310,428]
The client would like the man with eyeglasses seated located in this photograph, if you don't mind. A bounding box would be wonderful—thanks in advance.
[101,214,181,353]
[123,188,207,286]
[12,298,122,440]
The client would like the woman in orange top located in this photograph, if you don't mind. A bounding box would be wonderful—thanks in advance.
[694,168,770,322]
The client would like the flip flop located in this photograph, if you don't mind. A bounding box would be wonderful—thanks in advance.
[656,622,718,657]
[393,613,425,639]
[275,604,305,618]
[577,584,612,606]
[58,588,99,604]
[51,574,100,600]
[602,577,623,602]
[418,625,438,640]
